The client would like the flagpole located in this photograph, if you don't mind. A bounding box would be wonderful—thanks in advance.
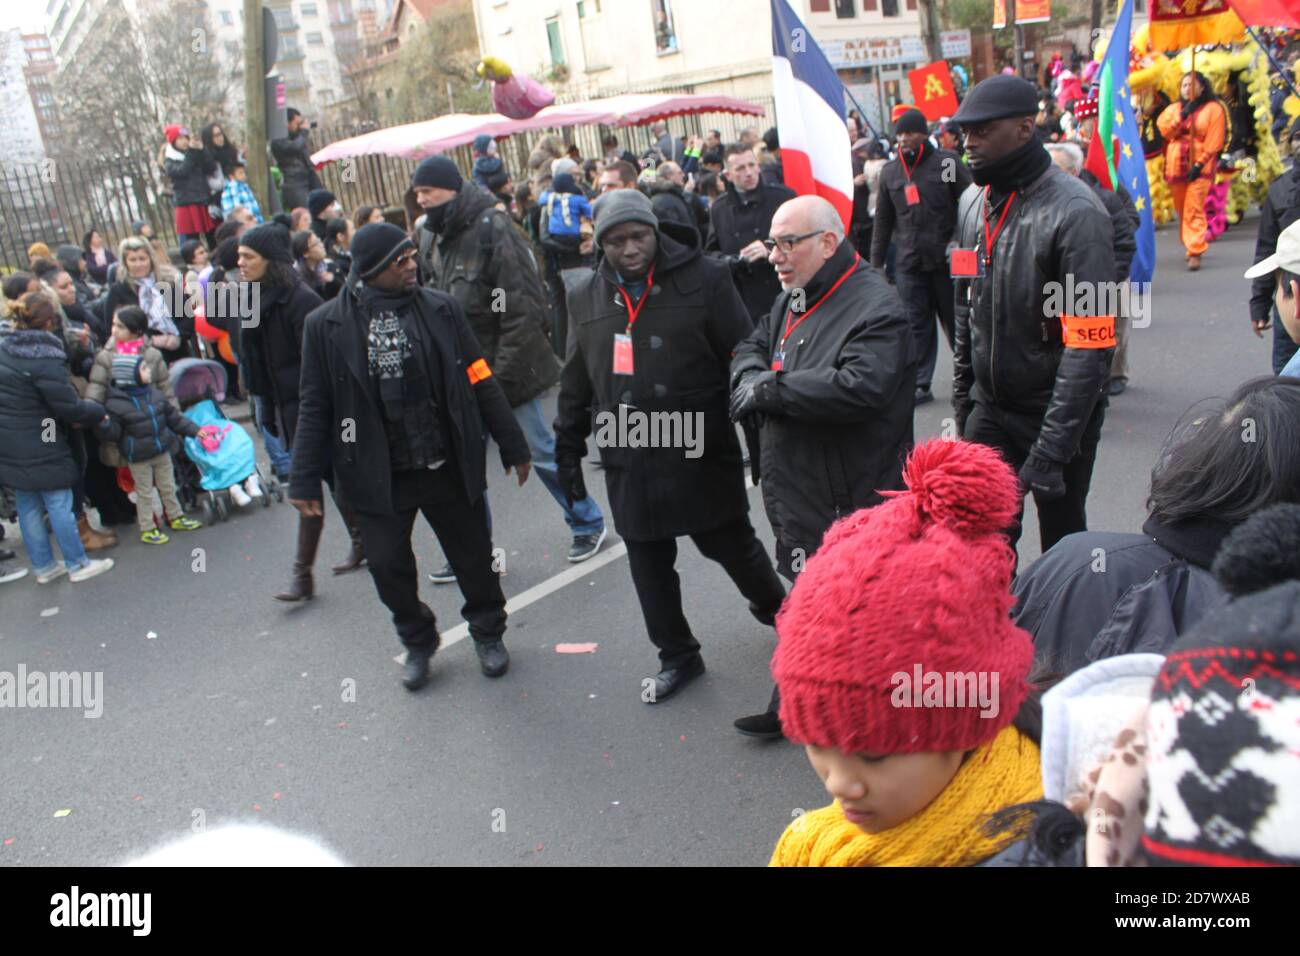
[1244,25,1300,104]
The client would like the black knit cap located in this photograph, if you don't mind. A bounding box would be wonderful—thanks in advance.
[238,223,294,264]
[953,75,1040,126]
[411,155,463,191]
[350,222,415,280]
[307,188,336,218]
[894,108,929,135]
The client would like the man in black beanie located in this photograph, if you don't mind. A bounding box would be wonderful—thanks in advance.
[951,74,1117,556]
[871,107,972,405]
[290,221,533,690]
[411,154,608,576]
[307,189,338,243]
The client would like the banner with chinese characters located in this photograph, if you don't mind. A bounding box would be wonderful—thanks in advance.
[1015,0,1052,24]
[994,0,1008,30]
[1149,0,1245,49]
[908,61,960,121]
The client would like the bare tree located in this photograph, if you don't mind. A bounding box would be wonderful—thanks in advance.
[386,4,490,125]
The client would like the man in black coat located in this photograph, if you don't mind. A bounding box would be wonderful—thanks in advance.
[554,191,786,703]
[871,108,972,405]
[270,108,324,211]
[290,223,533,690]
[953,76,1116,555]
[1250,117,1300,373]
[706,143,796,323]
[729,194,915,738]
[1048,141,1140,396]
[412,157,608,570]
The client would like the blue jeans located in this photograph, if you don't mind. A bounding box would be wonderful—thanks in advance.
[255,396,293,478]
[511,397,604,536]
[15,488,88,573]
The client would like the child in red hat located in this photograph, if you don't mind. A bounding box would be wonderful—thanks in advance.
[769,438,1043,866]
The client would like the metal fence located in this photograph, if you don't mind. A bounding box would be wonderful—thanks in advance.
[1,93,776,273]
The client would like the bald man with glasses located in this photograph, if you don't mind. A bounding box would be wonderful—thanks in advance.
[728,195,915,739]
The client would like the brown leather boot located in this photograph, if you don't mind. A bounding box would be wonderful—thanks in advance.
[274,513,324,602]
[78,514,119,551]
[330,508,366,575]
[1187,254,1201,271]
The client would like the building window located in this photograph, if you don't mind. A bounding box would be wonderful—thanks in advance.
[545,17,565,66]
[306,31,324,44]
[653,0,678,54]
[301,2,318,15]
[219,10,233,25]
[834,0,855,16]
[882,0,899,16]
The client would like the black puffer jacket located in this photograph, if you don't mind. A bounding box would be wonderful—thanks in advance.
[240,277,322,448]
[555,222,754,541]
[870,143,972,273]
[290,280,529,516]
[164,145,217,207]
[953,165,1116,464]
[0,329,106,491]
[705,179,797,321]
[97,385,200,463]
[731,240,915,568]
[420,182,560,408]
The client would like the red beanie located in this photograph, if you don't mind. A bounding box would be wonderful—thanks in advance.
[772,439,1035,755]
[890,103,913,123]
[165,124,187,145]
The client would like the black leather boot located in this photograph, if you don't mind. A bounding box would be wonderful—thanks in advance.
[274,513,324,602]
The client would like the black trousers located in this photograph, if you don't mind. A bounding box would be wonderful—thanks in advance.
[894,268,955,393]
[624,518,786,668]
[353,466,505,653]
[964,398,1106,555]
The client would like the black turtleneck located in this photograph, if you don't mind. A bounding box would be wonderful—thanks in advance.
[971,135,1053,197]
[1142,513,1236,570]
[793,238,858,308]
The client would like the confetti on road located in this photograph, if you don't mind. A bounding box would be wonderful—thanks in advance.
[146,631,157,640]
[272,792,282,801]
[3,838,14,846]
[679,735,686,743]
[53,809,72,818]
[264,718,276,726]
[337,721,348,729]
[253,804,262,812]
[133,795,143,801]
[556,643,598,654]
[40,608,58,618]
[535,843,544,852]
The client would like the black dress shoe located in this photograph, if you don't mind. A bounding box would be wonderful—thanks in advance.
[646,656,705,704]
[748,601,780,627]
[402,646,435,691]
[914,386,935,405]
[733,711,783,739]
[1108,378,1128,396]
[474,638,510,678]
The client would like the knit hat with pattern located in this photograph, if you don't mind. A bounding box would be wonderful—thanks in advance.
[773,438,1034,755]
[1143,503,1300,867]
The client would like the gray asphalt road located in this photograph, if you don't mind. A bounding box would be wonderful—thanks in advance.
[0,211,1275,866]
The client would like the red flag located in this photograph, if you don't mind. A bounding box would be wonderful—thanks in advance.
[907,61,959,122]
[1085,133,1119,191]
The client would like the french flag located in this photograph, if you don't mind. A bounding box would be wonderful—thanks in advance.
[770,0,853,230]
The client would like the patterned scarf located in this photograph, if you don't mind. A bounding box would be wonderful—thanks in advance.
[769,727,1043,867]
[367,310,410,422]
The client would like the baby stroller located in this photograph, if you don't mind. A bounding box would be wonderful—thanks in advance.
[169,359,284,523]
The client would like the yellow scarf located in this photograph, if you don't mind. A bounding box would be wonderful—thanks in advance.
[769,727,1043,867]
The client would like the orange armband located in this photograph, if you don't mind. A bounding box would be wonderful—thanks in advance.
[467,358,493,384]
[1060,314,1116,349]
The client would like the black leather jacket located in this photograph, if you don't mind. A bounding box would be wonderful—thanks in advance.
[953,165,1116,464]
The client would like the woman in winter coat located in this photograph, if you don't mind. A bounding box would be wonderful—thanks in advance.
[291,230,342,301]
[201,122,240,220]
[236,223,364,599]
[103,236,193,364]
[163,124,218,246]
[82,228,117,287]
[0,293,114,583]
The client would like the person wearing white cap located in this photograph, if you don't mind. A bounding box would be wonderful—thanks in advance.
[1244,217,1300,379]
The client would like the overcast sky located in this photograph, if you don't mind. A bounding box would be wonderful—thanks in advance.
[0,6,47,33]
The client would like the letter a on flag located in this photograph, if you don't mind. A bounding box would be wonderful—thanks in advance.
[908,61,959,121]
[770,0,853,230]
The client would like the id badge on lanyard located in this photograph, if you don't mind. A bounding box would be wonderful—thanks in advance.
[612,267,655,377]
[613,333,634,375]
[904,183,921,206]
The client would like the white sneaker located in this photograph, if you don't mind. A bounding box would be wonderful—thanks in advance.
[1,565,29,584]
[244,474,263,498]
[229,485,252,507]
[69,557,114,582]
[35,564,67,585]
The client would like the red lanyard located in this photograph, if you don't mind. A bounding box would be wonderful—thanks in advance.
[982,187,1017,267]
[898,149,916,182]
[781,254,859,348]
[614,265,655,333]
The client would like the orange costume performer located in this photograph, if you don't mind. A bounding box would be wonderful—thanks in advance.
[1157,72,1226,270]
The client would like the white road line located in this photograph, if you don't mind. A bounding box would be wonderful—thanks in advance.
[394,470,757,664]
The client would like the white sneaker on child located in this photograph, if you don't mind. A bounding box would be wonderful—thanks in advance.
[244,474,263,498]
[229,485,252,507]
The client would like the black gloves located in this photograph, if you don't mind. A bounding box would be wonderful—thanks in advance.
[556,458,588,508]
[954,402,972,439]
[730,370,777,423]
[1187,162,1203,183]
[1019,451,1066,502]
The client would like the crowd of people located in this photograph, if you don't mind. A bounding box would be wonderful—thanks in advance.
[4,72,1300,869]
